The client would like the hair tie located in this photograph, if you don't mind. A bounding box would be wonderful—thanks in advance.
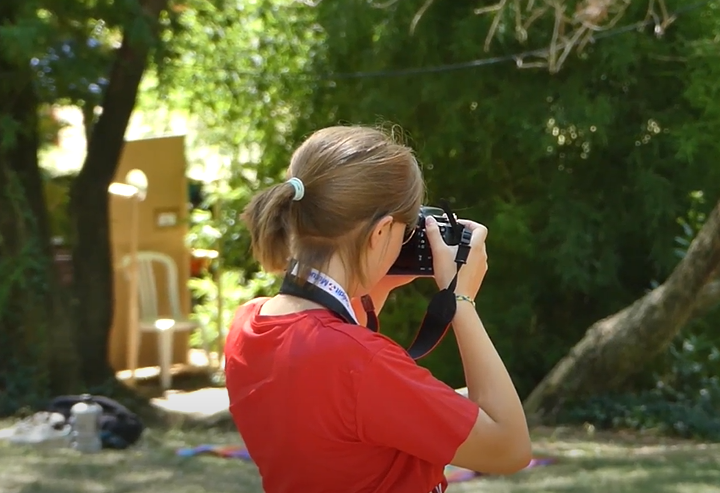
[286,177,305,201]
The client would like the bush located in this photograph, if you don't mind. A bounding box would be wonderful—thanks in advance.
[559,327,720,440]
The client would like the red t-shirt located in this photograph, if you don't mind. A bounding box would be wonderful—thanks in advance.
[225,297,479,493]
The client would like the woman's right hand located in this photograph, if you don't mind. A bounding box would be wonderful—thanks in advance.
[424,216,489,298]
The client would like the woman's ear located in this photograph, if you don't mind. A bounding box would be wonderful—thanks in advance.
[368,215,394,250]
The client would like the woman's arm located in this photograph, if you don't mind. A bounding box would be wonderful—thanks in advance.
[449,303,531,473]
[424,216,531,474]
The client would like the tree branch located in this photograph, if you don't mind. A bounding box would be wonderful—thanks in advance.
[410,0,436,35]
[455,0,675,72]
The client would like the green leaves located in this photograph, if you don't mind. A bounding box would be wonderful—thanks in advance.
[0,114,20,151]
[129,0,720,396]
[0,19,43,65]
[275,0,720,394]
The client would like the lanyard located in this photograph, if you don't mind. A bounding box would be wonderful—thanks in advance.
[278,248,470,360]
[286,262,359,324]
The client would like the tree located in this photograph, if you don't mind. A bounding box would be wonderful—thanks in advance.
[0,0,168,411]
[70,0,169,386]
[0,0,59,405]
[523,198,720,417]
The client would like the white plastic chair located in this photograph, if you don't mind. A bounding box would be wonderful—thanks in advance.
[120,251,210,390]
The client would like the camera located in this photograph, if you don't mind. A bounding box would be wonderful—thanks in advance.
[388,204,472,276]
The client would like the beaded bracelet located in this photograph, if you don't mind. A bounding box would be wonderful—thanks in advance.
[455,294,476,307]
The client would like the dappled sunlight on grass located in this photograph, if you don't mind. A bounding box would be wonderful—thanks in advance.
[1,422,719,493]
[451,427,720,493]
[0,424,261,493]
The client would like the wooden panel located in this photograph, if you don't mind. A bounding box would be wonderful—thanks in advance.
[108,136,192,371]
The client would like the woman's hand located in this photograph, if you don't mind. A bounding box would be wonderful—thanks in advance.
[424,216,488,298]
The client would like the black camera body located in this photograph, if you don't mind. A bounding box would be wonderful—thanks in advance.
[388,205,471,276]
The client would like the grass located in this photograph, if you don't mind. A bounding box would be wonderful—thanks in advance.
[1,422,719,493]
[457,427,720,493]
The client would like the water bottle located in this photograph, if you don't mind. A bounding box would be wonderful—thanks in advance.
[70,394,103,453]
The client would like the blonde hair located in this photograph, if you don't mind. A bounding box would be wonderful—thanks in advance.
[242,125,425,286]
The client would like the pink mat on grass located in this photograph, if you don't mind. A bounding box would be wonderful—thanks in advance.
[176,444,556,483]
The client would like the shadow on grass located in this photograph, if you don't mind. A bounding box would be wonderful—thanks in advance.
[458,447,720,493]
[7,441,262,493]
[4,422,720,493]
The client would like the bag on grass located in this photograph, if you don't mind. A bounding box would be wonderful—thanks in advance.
[46,394,145,450]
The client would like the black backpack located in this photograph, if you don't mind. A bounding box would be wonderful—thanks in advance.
[47,394,145,449]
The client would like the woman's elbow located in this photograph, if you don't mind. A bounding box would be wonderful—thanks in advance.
[455,438,533,475]
[453,417,533,475]
[494,440,533,474]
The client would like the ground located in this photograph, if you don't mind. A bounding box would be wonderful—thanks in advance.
[1,423,719,493]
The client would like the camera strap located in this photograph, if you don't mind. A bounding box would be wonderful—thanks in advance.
[402,228,472,359]
[279,230,472,360]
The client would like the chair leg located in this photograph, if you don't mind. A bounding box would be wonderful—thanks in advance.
[201,326,213,367]
[158,330,174,391]
[128,325,142,387]
[127,330,142,386]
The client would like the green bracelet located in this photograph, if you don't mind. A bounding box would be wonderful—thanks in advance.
[455,294,475,307]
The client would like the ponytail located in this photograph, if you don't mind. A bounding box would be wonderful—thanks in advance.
[241,182,296,273]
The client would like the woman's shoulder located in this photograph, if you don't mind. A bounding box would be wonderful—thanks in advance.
[227,297,265,324]
[321,321,442,383]
[227,298,399,358]
[298,318,422,385]
[323,319,402,356]
[270,307,408,363]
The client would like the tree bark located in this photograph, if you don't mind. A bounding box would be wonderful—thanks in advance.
[524,198,720,418]
[69,0,169,386]
[690,277,720,319]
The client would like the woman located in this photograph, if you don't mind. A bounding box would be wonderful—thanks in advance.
[225,125,531,493]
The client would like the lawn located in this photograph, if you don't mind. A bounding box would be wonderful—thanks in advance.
[1,423,719,493]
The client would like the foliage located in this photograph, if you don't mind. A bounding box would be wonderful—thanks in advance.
[4,1,136,113]
[153,0,329,356]
[41,172,75,241]
[560,300,720,440]
[145,0,324,215]
[176,0,720,396]
[0,171,51,414]
[188,267,279,351]
[559,390,720,440]
[558,330,720,440]
[143,3,325,358]
[281,0,720,394]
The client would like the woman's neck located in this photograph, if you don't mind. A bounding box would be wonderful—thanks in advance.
[260,255,357,318]
[323,254,356,297]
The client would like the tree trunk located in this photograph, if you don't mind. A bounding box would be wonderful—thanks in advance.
[0,1,80,407]
[524,198,720,418]
[690,276,720,319]
[70,0,169,387]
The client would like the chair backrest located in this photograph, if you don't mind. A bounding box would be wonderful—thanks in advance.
[120,251,183,320]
